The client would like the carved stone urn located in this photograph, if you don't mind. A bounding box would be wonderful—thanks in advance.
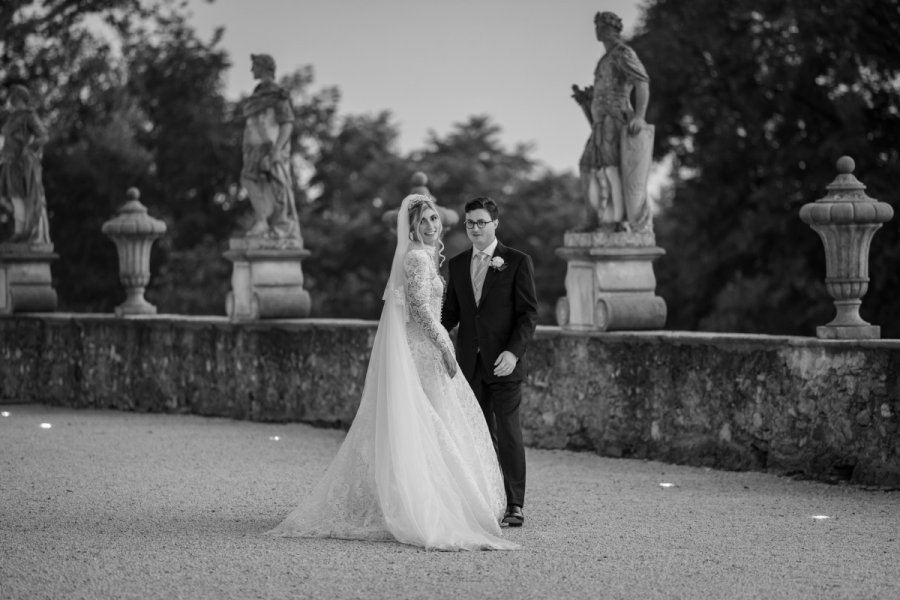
[102,188,167,316]
[799,156,893,339]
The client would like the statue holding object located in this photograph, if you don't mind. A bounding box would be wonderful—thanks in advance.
[572,11,654,234]
[556,12,666,332]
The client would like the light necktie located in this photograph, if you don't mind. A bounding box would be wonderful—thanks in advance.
[471,251,490,304]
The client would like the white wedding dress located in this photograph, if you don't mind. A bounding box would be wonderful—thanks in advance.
[268,195,516,551]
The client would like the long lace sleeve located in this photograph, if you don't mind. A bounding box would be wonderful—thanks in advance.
[404,250,455,360]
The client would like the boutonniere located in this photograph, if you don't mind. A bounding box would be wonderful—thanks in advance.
[489,256,507,271]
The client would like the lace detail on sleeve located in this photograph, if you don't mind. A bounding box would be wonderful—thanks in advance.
[405,250,454,359]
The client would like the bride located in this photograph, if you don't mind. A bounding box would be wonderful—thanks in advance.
[267,194,517,551]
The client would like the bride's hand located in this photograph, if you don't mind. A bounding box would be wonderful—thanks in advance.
[443,352,458,378]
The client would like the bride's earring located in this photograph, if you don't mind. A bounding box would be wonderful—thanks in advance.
[408,231,415,241]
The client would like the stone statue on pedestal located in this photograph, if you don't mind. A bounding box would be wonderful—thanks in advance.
[0,84,50,244]
[571,11,653,234]
[241,54,301,241]
[556,12,665,331]
[224,54,311,321]
[0,83,57,314]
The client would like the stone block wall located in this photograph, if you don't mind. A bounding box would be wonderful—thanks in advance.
[524,330,900,486]
[2,315,898,485]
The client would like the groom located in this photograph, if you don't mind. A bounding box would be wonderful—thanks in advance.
[442,196,538,527]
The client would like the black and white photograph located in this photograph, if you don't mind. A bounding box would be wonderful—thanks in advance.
[2,0,899,598]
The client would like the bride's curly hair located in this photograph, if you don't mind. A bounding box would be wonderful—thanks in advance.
[406,194,446,266]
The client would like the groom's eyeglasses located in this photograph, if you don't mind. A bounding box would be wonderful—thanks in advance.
[464,219,495,230]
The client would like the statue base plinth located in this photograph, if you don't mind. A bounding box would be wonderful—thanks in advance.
[223,238,312,321]
[555,232,666,332]
[0,243,58,315]
[816,324,880,340]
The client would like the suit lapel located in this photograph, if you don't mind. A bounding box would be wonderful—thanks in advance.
[479,242,507,303]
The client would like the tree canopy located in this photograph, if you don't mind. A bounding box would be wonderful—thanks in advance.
[633,0,900,336]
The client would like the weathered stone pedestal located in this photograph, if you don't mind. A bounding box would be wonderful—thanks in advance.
[0,243,58,314]
[555,231,666,331]
[224,238,311,321]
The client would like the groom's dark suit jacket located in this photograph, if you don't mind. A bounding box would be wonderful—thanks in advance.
[442,242,538,383]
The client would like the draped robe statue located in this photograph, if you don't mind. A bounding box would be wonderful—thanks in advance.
[240,54,300,241]
[0,85,50,244]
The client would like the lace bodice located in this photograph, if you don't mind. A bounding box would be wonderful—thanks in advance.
[404,247,454,361]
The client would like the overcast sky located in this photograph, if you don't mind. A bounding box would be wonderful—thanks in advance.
[187,0,645,173]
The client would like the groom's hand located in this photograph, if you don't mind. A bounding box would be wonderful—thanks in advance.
[493,351,518,378]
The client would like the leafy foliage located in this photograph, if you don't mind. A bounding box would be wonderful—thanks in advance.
[294,112,579,320]
[300,110,408,317]
[633,0,900,336]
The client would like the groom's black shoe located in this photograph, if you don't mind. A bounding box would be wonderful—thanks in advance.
[502,505,524,527]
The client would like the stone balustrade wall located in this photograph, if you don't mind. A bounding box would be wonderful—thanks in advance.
[2,315,898,486]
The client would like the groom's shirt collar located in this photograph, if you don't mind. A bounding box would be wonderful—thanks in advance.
[474,239,499,258]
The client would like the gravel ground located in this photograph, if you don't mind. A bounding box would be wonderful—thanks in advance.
[1,404,899,600]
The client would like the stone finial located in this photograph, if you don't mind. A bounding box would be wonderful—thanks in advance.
[799,156,894,339]
[382,172,460,230]
[102,188,167,316]
[409,172,429,196]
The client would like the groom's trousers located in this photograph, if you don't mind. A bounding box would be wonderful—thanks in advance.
[470,356,526,508]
